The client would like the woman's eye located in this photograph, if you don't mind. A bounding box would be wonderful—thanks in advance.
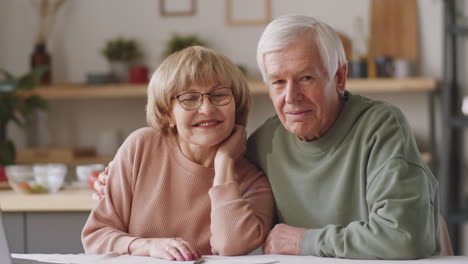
[211,93,228,97]
[181,96,199,102]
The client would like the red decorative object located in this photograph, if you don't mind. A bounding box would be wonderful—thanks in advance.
[130,65,149,84]
[31,43,51,85]
[0,166,6,182]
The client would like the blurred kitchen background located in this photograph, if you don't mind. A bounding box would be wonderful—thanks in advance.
[1,0,468,256]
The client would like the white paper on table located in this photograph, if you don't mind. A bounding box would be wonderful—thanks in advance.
[12,253,197,264]
[11,253,468,264]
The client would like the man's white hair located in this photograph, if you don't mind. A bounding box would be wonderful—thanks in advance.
[257,14,347,82]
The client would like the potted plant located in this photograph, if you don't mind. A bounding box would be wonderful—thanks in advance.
[101,37,143,82]
[0,66,50,181]
[164,34,207,57]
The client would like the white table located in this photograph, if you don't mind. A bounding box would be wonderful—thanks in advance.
[12,253,468,264]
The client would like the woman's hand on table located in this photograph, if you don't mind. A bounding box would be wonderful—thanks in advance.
[129,237,200,261]
[92,166,110,200]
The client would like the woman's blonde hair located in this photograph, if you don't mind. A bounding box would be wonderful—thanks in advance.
[146,46,251,134]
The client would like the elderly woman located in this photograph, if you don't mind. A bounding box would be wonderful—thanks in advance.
[81,46,274,261]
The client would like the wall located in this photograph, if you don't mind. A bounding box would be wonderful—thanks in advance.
[2,0,467,254]
[0,0,444,147]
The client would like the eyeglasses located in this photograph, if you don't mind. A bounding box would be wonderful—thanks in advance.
[174,87,233,111]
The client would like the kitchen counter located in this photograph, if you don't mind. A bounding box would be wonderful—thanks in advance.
[0,186,95,212]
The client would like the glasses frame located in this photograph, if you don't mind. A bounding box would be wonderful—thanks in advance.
[174,87,234,111]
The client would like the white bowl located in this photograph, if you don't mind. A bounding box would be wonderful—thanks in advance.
[5,165,47,194]
[75,164,105,184]
[33,163,67,193]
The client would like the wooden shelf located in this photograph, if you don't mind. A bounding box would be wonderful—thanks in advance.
[23,78,437,100]
[346,78,438,93]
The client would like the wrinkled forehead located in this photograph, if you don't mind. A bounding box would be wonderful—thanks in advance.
[264,41,326,78]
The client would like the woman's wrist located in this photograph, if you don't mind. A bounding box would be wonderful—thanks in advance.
[213,157,236,186]
[129,238,148,256]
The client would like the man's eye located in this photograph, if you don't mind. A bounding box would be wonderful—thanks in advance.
[302,76,313,81]
[272,80,285,85]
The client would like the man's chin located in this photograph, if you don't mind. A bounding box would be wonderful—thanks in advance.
[285,125,319,142]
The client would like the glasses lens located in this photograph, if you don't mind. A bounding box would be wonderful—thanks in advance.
[178,93,201,110]
[209,88,232,106]
[176,87,233,110]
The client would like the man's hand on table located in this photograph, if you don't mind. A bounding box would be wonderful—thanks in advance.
[263,223,307,255]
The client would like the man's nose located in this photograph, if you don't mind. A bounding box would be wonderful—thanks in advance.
[285,82,302,104]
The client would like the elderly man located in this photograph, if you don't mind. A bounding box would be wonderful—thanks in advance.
[247,14,439,259]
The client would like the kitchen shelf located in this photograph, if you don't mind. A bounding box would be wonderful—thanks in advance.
[22,78,437,100]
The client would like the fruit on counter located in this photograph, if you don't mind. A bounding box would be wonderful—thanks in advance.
[89,171,100,190]
[12,182,48,194]
[30,184,48,194]
[17,182,31,190]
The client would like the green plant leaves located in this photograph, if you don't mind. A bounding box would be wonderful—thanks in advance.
[16,66,49,91]
[0,93,20,124]
[20,95,50,122]
[0,139,15,166]
[0,67,50,165]
[164,34,207,57]
[101,37,142,62]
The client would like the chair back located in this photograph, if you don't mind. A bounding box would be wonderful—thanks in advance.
[440,215,454,256]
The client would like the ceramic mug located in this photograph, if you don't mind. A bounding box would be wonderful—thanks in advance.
[375,56,395,78]
[348,60,368,78]
[394,59,413,78]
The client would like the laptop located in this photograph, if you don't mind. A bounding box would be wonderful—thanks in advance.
[0,209,60,264]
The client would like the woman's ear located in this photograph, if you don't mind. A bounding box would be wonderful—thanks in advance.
[167,115,176,128]
[335,64,348,94]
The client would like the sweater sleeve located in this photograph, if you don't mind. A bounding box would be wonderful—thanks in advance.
[208,160,275,255]
[81,135,139,255]
[300,158,439,259]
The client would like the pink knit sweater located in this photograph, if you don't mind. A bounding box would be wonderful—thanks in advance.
[82,127,274,256]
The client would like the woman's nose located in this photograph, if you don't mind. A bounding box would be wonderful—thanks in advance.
[197,95,216,113]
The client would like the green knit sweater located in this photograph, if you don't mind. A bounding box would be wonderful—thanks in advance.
[247,92,440,259]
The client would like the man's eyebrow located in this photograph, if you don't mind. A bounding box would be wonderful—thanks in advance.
[266,73,282,80]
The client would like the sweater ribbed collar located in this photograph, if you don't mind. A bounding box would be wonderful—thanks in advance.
[292,91,363,156]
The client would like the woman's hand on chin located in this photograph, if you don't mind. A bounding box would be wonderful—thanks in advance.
[129,237,200,261]
[214,125,247,165]
[213,125,246,185]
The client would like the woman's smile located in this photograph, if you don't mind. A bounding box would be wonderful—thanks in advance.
[192,119,224,128]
